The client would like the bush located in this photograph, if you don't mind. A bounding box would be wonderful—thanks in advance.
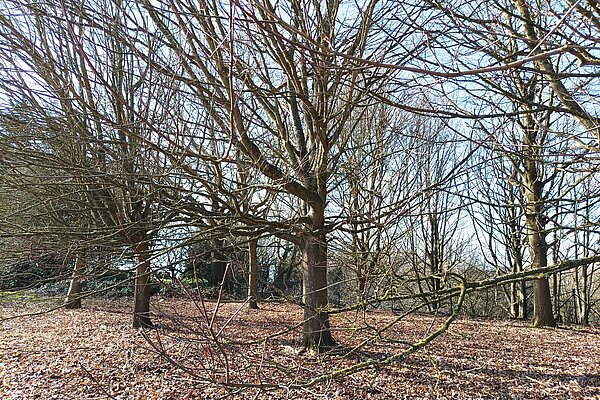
[0,254,66,290]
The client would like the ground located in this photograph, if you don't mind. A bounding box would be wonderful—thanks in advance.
[0,296,599,399]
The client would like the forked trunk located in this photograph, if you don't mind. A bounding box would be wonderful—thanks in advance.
[248,238,259,309]
[301,204,336,352]
[133,238,153,328]
[64,256,85,309]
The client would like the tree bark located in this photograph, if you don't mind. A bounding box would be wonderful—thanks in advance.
[302,203,336,352]
[507,197,527,319]
[581,264,590,325]
[532,277,555,327]
[64,256,85,309]
[510,282,519,319]
[526,196,556,328]
[133,237,153,328]
[248,238,259,309]
[519,97,557,328]
[513,0,600,144]
[210,240,227,287]
[552,272,561,321]
[520,278,528,320]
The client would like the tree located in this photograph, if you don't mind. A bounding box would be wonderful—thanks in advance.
[123,0,409,351]
[64,256,86,309]
[0,0,176,327]
[332,103,414,306]
[416,0,600,327]
[470,158,529,319]
[411,122,469,312]
[513,0,600,146]
[247,238,259,309]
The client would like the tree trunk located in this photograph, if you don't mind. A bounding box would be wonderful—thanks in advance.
[581,264,590,325]
[552,272,561,321]
[527,214,556,328]
[302,203,336,352]
[248,238,259,309]
[532,277,555,327]
[210,240,227,287]
[64,256,85,309]
[520,279,528,320]
[133,237,153,328]
[581,196,592,325]
[357,276,366,300]
[521,109,556,328]
[510,282,519,319]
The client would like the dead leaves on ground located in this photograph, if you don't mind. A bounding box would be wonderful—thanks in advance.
[1,298,599,399]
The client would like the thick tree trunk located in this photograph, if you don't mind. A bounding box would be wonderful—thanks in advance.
[64,256,85,309]
[521,109,556,328]
[133,238,153,328]
[532,277,555,327]
[526,203,556,328]
[210,240,227,287]
[302,203,336,352]
[248,238,259,309]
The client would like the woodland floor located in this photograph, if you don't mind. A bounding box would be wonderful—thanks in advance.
[0,296,599,399]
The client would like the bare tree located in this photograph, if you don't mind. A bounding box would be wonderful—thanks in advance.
[0,0,177,327]
[416,0,600,327]
[470,157,529,319]
[116,0,412,351]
